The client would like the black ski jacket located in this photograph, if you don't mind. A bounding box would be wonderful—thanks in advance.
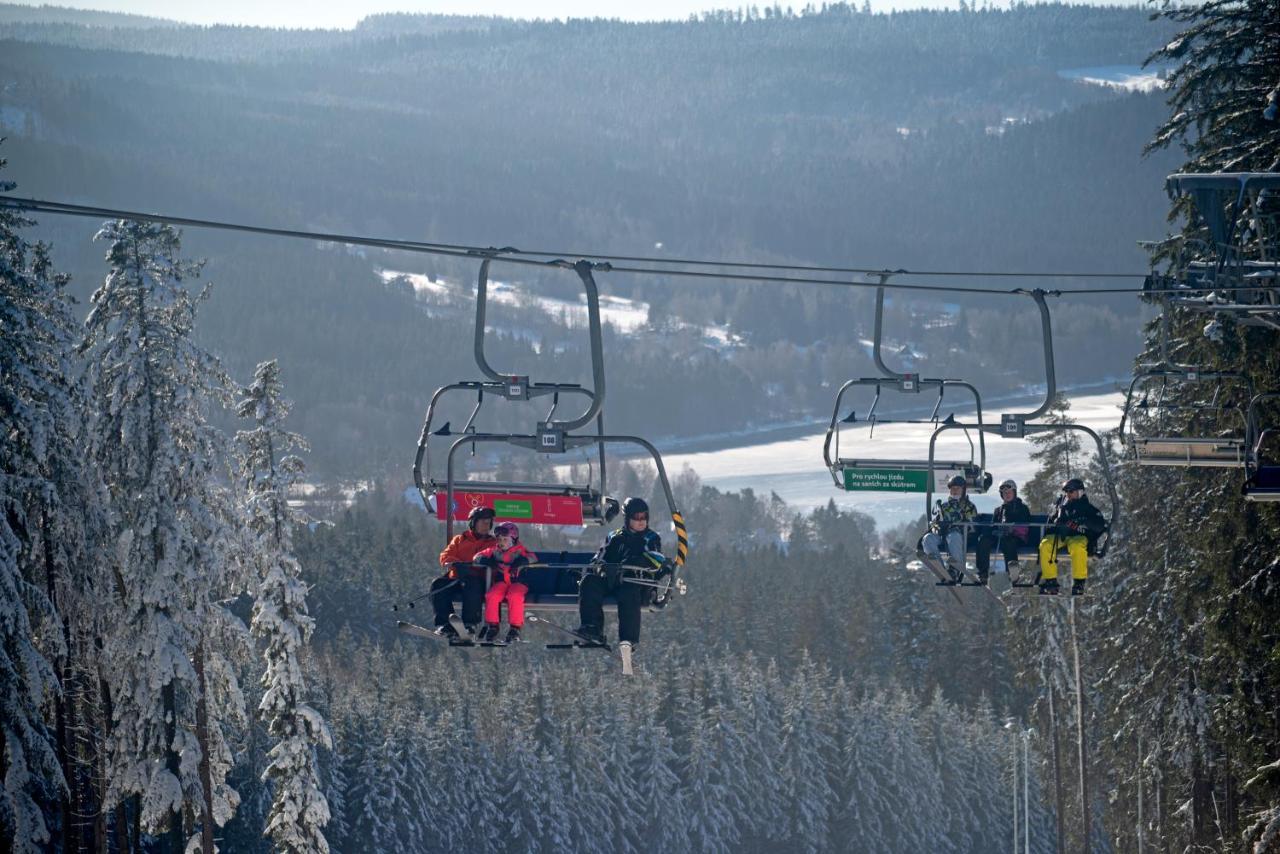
[1047,495,1106,541]
[991,497,1032,540]
[596,526,662,568]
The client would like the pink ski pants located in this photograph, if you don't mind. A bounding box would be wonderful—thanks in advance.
[484,580,528,627]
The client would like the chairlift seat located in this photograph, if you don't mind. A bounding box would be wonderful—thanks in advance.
[1242,466,1280,502]
[430,485,619,525]
[832,458,989,493]
[1131,437,1247,468]
[439,552,643,613]
[916,515,1107,568]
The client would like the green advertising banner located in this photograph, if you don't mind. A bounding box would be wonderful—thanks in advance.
[492,499,534,518]
[842,468,931,492]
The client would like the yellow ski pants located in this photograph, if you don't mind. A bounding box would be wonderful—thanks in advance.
[1039,534,1088,581]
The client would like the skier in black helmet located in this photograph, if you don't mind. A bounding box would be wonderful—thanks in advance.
[1038,477,1106,596]
[428,505,497,638]
[975,479,1032,584]
[577,496,664,648]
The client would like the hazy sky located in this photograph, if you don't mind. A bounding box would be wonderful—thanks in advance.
[11,0,1144,29]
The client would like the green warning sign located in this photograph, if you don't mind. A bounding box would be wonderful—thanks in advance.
[842,468,931,492]
[493,499,534,518]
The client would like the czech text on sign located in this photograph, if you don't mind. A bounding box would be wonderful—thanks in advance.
[434,491,585,525]
[841,468,930,492]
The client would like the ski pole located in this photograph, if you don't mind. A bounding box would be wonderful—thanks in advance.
[392,578,458,611]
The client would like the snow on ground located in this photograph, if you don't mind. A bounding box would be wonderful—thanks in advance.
[380,269,451,297]
[1057,66,1167,93]
[664,390,1126,532]
[379,268,741,348]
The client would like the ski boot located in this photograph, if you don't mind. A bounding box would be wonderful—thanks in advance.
[947,562,965,584]
[479,623,501,643]
[433,622,460,640]
[1071,579,1086,596]
[504,626,522,644]
[1006,560,1022,584]
[1039,578,1060,596]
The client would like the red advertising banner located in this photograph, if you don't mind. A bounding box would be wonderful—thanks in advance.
[434,491,585,526]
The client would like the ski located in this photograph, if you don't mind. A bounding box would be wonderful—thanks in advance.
[527,615,613,652]
[619,640,634,676]
[396,620,477,647]
[916,554,964,604]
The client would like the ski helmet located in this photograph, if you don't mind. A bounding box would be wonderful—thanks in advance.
[494,521,519,541]
[1062,477,1085,493]
[467,505,496,532]
[622,497,650,520]
[946,475,967,489]
[999,479,1017,493]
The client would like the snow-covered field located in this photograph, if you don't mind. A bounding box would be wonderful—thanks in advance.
[379,268,741,347]
[1057,66,1167,93]
[665,390,1126,532]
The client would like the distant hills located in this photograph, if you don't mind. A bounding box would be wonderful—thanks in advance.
[0,3,1183,476]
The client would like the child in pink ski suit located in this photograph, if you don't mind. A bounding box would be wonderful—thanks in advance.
[475,522,537,644]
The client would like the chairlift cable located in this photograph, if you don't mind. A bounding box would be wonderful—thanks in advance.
[11,193,1272,299]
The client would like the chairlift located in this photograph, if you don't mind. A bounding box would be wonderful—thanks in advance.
[1152,172,1280,331]
[823,285,992,495]
[1118,305,1253,468]
[412,253,689,614]
[916,290,1121,588]
[1243,392,1280,503]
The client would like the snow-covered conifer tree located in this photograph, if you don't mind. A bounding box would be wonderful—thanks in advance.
[81,219,245,852]
[0,157,73,854]
[239,359,331,854]
[778,653,836,854]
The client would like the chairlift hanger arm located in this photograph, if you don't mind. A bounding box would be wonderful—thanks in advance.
[471,256,609,432]
[1006,288,1058,423]
[414,380,597,503]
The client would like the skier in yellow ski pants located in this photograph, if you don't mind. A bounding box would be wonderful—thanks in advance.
[1038,533,1088,584]
[1037,477,1106,596]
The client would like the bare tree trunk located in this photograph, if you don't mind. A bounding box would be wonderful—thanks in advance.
[1137,734,1145,854]
[162,681,184,854]
[0,727,10,854]
[40,508,76,851]
[1049,690,1066,854]
[1191,754,1213,849]
[1069,600,1090,852]
[194,639,216,854]
[99,674,131,854]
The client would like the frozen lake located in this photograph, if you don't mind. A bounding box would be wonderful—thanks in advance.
[664,390,1126,532]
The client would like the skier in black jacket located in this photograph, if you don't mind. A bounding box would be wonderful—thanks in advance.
[1038,477,1106,596]
[975,479,1032,584]
[577,497,663,648]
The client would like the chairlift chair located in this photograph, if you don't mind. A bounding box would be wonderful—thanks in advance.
[915,290,1120,587]
[414,253,689,615]
[1243,392,1280,503]
[1119,368,1252,469]
[1155,172,1280,330]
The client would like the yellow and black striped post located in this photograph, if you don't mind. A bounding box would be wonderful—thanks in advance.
[671,510,689,567]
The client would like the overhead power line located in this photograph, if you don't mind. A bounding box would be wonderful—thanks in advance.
[2,194,1272,299]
